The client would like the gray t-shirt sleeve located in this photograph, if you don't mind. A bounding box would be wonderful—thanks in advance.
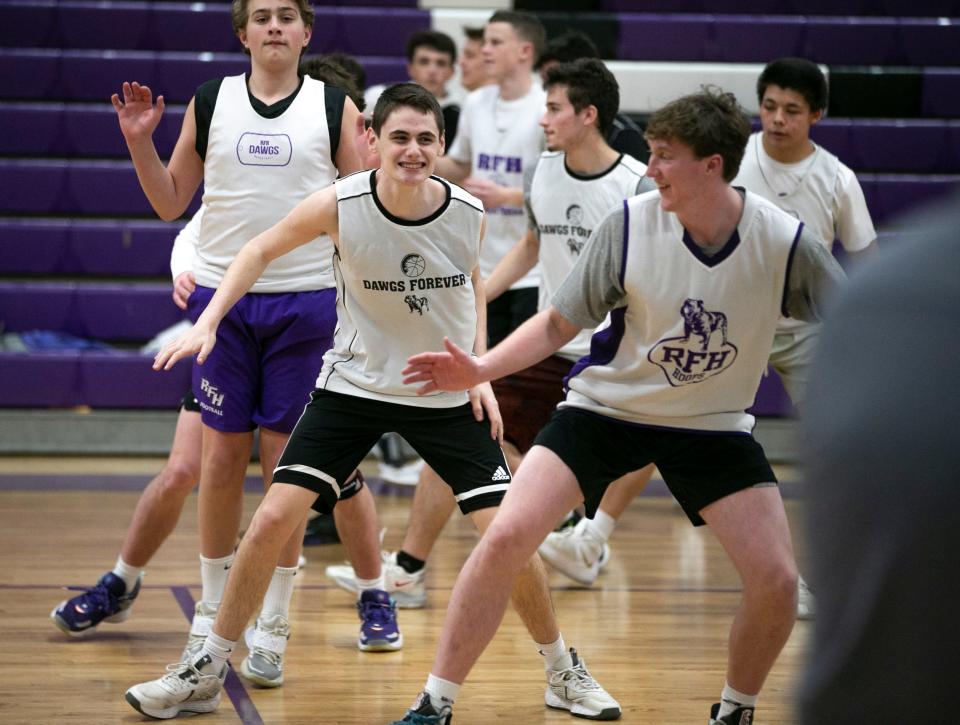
[635,176,656,195]
[523,160,539,233]
[551,205,628,328]
[784,226,847,322]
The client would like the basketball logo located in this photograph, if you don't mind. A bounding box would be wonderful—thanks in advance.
[401,254,426,278]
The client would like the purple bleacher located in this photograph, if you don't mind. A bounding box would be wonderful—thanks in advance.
[0,218,180,276]
[614,15,960,66]
[1,1,429,56]
[0,351,190,408]
[811,120,960,173]
[923,69,960,117]
[862,174,960,222]
[0,49,407,103]
[0,282,184,341]
[601,0,960,14]
[0,103,183,158]
[0,160,201,216]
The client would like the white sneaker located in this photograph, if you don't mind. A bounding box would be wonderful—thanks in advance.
[240,613,290,687]
[797,575,815,620]
[325,550,427,609]
[180,601,217,663]
[378,459,425,486]
[538,518,607,586]
[125,655,226,719]
[545,648,621,720]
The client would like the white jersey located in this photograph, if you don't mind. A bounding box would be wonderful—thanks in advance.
[562,190,801,434]
[528,151,648,361]
[317,170,483,407]
[196,74,339,293]
[734,132,876,333]
[448,82,546,288]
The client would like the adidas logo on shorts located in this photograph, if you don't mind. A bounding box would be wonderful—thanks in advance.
[491,466,510,482]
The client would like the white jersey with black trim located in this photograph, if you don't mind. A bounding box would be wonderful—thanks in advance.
[529,151,648,361]
[196,74,338,293]
[734,132,876,333]
[563,190,802,434]
[448,82,546,288]
[317,170,482,407]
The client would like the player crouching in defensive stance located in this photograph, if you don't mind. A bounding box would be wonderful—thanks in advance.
[396,87,845,725]
[124,83,619,722]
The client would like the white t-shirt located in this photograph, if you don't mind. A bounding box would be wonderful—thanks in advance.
[734,132,875,332]
[448,81,546,288]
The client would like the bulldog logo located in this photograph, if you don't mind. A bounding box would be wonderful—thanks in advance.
[647,298,737,386]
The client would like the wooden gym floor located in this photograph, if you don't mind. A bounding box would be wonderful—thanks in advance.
[0,457,807,724]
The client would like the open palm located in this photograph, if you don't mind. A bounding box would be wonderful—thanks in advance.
[111,81,165,142]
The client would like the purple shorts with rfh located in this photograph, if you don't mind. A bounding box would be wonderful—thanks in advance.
[188,285,336,434]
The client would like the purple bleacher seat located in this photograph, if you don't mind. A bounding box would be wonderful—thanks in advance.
[923,69,960,117]
[617,14,711,62]
[0,220,68,275]
[809,120,855,166]
[0,103,63,156]
[602,0,960,14]
[748,368,795,418]
[0,49,59,101]
[62,49,158,104]
[0,351,189,408]
[57,1,150,51]
[310,8,429,56]
[0,102,181,158]
[0,282,184,341]
[0,217,182,276]
[804,17,900,65]
[849,121,949,173]
[865,174,960,223]
[0,159,67,213]
[79,352,191,408]
[155,53,249,103]
[149,3,237,52]
[712,16,805,63]
[0,353,83,408]
[68,220,180,276]
[899,19,960,66]
[0,0,56,48]
[356,57,411,88]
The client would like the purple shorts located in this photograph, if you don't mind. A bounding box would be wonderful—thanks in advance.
[188,285,336,434]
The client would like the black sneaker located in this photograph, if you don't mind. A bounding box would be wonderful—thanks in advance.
[389,691,452,724]
[709,702,755,724]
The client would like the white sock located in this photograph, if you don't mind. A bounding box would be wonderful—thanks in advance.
[538,634,573,671]
[112,556,143,592]
[355,574,385,596]
[260,565,298,620]
[199,553,234,608]
[197,631,235,674]
[425,673,459,708]
[583,510,617,543]
[718,682,758,717]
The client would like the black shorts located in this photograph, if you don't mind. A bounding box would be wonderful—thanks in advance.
[487,287,538,347]
[275,390,511,515]
[534,408,777,526]
[179,387,201,413]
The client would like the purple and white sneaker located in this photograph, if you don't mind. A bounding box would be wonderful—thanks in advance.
[51,571,141,637]
[356,589,403,651]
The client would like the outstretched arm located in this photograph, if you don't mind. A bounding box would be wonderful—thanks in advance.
[403,306,580,395]
[112,82,203,221]
[154,186,339,370]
